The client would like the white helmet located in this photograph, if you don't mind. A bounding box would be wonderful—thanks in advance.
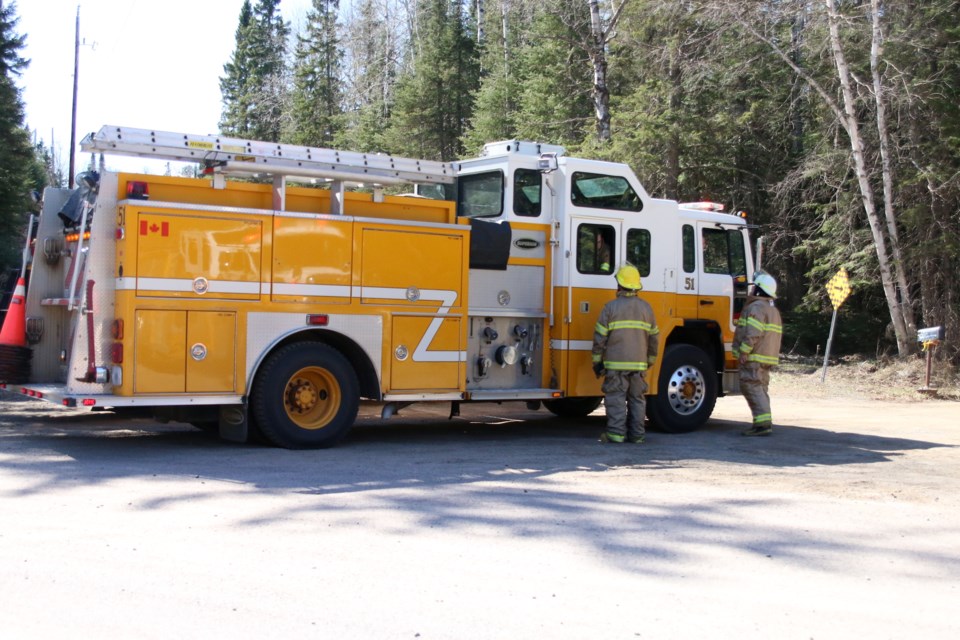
[753,272,778,298]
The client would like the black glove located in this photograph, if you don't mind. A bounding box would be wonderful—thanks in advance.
[592,362,605,378]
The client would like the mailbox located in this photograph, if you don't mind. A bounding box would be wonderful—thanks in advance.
[917,326,945,342]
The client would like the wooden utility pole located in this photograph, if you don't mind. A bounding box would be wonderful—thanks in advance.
[69,6,79,188]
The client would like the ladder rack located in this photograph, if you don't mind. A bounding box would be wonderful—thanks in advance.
[80,125,457,186]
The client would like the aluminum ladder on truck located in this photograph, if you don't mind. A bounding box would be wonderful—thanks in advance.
[80,125,458,214]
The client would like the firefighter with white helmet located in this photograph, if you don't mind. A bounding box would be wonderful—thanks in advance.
[592,264,660,443]
[732,271,783,436]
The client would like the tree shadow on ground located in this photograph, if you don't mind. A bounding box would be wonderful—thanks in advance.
[0,394,952,495]
[2,395,959,579]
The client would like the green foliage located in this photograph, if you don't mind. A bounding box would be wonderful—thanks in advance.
[0,1,43,272]
[384,0,479,160]
[464,63,517,154]
[284,0,343,147]
[212,0,960,361]
[335,0,396,152]
[463,0,532,152]
[12,0,960,363]
[219,0,290,141]
[512,4,592,147]
[783,308,893,358]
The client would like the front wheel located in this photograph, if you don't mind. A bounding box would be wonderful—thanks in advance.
[647,344,717,433]
[251,342,360,449]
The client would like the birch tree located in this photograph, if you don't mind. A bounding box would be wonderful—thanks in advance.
[584,0,629,142]
[541,1,629,142]
[465,0,527,149]
[712,0,916,355]
[339,0,404,151]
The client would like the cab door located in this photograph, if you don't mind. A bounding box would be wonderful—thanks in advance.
[675,223,699,319]
[566,218,621,396]
[697,223,749,329]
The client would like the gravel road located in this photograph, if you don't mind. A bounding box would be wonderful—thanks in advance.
[1,389,958,638]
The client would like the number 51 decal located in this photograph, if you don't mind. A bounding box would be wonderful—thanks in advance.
[683,277,696,290]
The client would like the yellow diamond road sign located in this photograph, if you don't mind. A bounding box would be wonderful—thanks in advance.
[826,268,851,309]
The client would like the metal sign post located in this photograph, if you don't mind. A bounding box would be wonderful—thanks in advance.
[821,268,851,382]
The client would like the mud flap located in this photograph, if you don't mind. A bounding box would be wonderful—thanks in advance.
[219,403,249,443]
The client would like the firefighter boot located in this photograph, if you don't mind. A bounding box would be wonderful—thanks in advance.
[741,422,773,437]
[599,432,625,443]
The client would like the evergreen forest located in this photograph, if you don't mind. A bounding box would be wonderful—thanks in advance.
[219,0,960,365]
[0,1,51,292]
[1,1,959,368]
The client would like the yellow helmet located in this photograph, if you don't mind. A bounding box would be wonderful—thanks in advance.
[615,264,642,290]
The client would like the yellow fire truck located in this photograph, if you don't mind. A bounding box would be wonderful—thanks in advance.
[2,125,755,448]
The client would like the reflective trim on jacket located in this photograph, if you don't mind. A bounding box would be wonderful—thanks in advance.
[592,291,660,372]
[732,298,783,366]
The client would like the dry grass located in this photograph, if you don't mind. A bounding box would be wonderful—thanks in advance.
[771,354,960,402]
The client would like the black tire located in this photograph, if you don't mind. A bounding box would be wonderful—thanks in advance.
[543,396,603,418]
[647,344,717,433]
[251,342,360,449]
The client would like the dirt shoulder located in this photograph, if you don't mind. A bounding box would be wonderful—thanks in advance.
[772,355,960,402]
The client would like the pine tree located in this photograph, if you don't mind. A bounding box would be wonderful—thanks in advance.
[219,0,255,136]
[606,2,796,204]
[512,3,593,147]
[284,0,343,147]
[385,0,480,160]
[0,1,44,272]
[464,0,526,152]
[219,0,290,141]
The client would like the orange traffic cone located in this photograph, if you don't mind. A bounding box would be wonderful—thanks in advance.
[0,277,27,347]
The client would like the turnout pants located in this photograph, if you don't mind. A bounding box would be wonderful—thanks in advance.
[740,363,773,426]
[602,370,649,438]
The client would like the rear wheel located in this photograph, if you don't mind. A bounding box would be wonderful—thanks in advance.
[647,344,717,433]
[544,396,602,418]
[251,342,359,449]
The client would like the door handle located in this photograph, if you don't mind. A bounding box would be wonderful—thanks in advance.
[700,299,714,306]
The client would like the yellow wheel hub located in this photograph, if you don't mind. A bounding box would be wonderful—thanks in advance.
[679,380,698,400]
[283,366,341,430]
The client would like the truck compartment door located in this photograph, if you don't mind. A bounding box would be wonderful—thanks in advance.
[360,226,467,393]
[135,211,262,300]
[134,310,237,393]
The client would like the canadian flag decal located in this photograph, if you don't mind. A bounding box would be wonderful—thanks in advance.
[140,220,170,237]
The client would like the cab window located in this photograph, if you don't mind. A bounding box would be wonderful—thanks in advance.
[513,169,541,217]
[457,171,503,218]
[417,183,455,201]
[682,225,696,273]
[625,229,651,277]
[570,172,642,212]
[702,228,747,276]
[577,224,615,275]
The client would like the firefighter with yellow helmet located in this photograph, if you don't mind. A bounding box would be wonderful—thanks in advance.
[732,271,783,436]
[592,264,660,443]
